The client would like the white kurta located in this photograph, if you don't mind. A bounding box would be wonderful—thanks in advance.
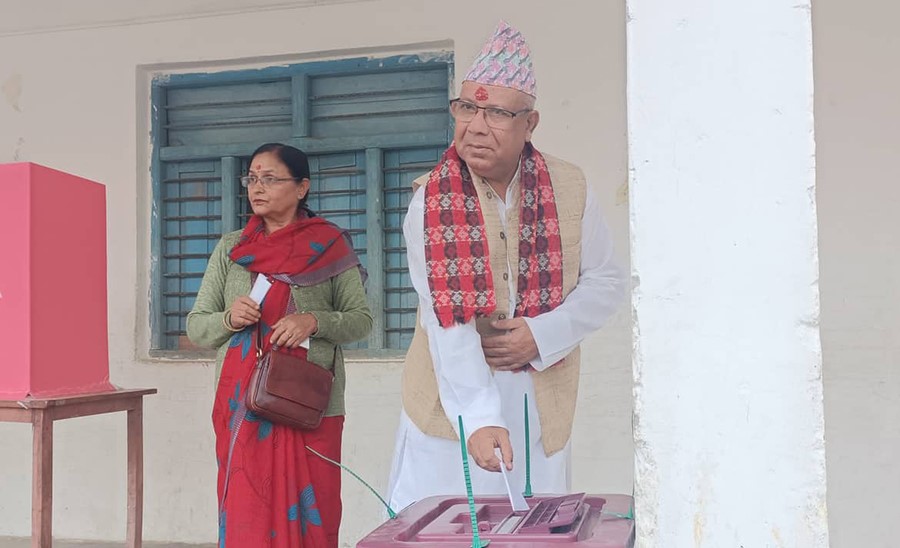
[386,170,625,513]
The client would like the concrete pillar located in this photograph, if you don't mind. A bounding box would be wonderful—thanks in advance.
[626,1,829,546]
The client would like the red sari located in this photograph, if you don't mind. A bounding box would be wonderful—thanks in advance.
[212,214,360,548]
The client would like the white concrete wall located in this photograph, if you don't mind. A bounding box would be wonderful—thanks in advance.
[628,0,829,546]
[0,1,631,545]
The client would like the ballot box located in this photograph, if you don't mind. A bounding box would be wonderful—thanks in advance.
[357,493,635,547]
[0,162,113,399]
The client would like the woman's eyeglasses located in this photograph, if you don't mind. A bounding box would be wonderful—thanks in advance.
[239,175,302,188]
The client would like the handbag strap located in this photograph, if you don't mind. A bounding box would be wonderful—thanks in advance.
[256,290,299,356]
[256,319,263,358]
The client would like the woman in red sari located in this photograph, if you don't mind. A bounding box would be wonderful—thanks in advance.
[187,143,373,547]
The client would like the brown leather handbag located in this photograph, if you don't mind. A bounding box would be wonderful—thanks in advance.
[245,327,334,430]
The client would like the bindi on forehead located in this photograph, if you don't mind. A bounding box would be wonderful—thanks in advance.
[475,86,490,102]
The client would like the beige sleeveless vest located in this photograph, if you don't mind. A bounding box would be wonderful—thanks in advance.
[401,152,587,456]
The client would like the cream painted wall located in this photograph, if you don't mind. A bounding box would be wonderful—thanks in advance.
[0,0,380,36]
[814,1,900,547]
[0,1,630,545]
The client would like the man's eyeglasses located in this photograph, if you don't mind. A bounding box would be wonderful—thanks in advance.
[449,99,532,129]
[239,175,302,188]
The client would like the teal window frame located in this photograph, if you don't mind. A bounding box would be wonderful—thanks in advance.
[149,53,453,354]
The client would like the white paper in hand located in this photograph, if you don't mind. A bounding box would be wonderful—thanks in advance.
[249,275,272,305]
[497,450,529,512]
[250,275,310,349]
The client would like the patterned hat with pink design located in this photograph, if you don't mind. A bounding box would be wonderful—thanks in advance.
[463,21,536,98]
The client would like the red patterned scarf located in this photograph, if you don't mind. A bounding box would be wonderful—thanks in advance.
[229,212,361,285]
[423,143,563,328]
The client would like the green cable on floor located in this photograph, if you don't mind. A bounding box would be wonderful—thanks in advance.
[306,445,397,519]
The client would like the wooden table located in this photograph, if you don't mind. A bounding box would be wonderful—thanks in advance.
[0,388,157,548]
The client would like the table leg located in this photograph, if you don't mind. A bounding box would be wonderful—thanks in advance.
[126,400,144,548]
[31,409,53,548]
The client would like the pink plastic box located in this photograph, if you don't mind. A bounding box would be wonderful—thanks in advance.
[0,163,113,399]
[357,493,635,547]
